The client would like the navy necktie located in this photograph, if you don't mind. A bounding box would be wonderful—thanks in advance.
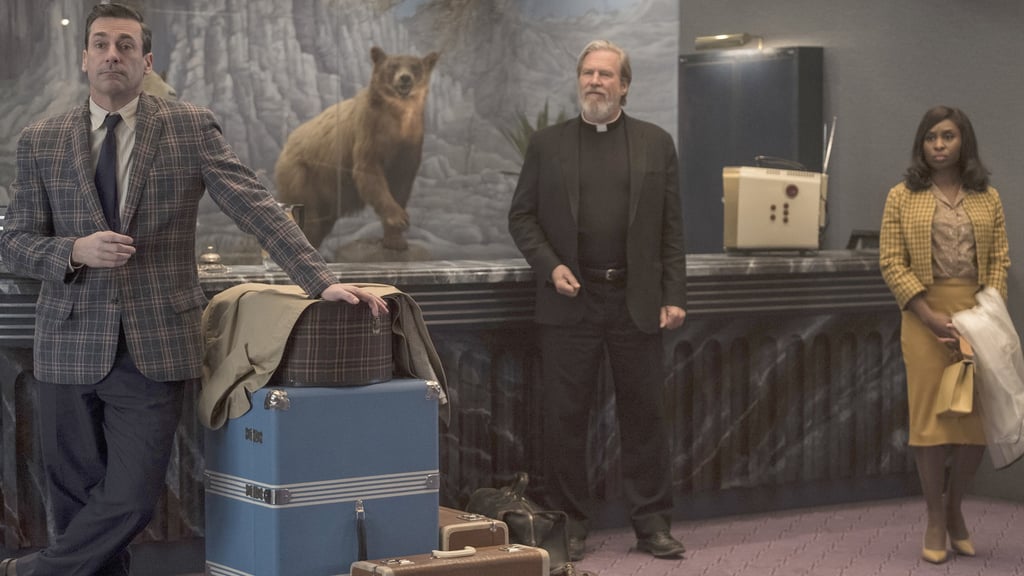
[95,113,122,231]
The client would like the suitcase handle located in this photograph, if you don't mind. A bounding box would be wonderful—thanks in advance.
[356,500,367,561]
[431,546,477,559]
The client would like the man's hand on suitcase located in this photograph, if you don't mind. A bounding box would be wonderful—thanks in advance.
[322,284,388,316]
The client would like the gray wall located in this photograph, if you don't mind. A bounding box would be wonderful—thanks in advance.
[681,0,1024,500]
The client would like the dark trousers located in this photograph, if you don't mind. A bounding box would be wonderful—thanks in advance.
[19,335,184,576]
[539,279,673,538]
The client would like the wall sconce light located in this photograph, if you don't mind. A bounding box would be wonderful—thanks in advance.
[695,33,764,51]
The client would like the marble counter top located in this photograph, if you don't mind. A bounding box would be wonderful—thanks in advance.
[192,258,536,290]
[0,250,890,345]
[191,249,881,285]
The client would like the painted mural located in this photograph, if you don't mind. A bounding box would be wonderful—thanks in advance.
[0,0,678,263]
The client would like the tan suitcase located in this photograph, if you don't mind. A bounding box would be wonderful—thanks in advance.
[350,544,549,575]
[439,506,509,550]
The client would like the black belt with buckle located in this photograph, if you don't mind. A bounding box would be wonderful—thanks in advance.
[579,266,627,283]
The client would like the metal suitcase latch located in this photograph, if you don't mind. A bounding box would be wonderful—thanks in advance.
[425,380,441,400]
[244,483,292,505]
[500,544,526,553]
[455,512,486,521]
[264,389,291,410]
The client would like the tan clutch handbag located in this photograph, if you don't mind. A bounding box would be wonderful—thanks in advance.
[937,338,974,418]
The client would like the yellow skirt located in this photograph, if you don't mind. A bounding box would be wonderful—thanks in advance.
[901,278,986,446]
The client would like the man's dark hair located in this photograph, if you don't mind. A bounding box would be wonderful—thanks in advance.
[84,2,152,54]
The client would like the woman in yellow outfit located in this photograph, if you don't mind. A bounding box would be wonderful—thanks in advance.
[880,105,1010,564]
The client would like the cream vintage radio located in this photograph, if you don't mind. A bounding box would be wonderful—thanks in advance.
[722,166,828,252]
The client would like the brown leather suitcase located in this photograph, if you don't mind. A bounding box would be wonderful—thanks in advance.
[350,544,549,575]
[269,300,393,387]
[439,506,509,550]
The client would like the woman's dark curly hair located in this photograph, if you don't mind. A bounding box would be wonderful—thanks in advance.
[904,105,989,192]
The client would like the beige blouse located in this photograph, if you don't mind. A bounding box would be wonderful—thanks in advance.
[930,185,978,281]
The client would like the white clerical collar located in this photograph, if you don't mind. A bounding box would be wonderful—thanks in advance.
[581,109,623,133]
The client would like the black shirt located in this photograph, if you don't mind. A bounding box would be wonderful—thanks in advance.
[577,113,629,268]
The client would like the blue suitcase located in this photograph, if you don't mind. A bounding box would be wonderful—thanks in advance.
[204,379,442,576]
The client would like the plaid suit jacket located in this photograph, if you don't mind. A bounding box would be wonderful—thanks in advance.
[879,181,1010,309]
[0,94,337,385]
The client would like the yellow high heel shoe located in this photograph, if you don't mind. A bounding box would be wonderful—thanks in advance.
[921,530,949,565]
[951,537,976,557]
[921,546,949,564]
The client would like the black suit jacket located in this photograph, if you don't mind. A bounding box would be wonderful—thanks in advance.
[508,114,687,333]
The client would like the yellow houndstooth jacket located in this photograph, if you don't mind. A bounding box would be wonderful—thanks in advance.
[879,182,1010,309]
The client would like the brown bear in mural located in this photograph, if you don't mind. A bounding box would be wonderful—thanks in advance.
[275,46,440,251]
[143,70,177,99]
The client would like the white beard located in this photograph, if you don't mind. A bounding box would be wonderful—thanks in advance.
[579,93,618,124]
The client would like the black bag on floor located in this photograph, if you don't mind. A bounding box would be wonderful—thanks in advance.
[466,472,571,571]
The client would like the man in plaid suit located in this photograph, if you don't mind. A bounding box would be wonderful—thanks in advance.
[0,4,384,575]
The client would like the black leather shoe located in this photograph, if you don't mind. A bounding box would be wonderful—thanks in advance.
[568,535,586,561]
[636,531,686,558]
